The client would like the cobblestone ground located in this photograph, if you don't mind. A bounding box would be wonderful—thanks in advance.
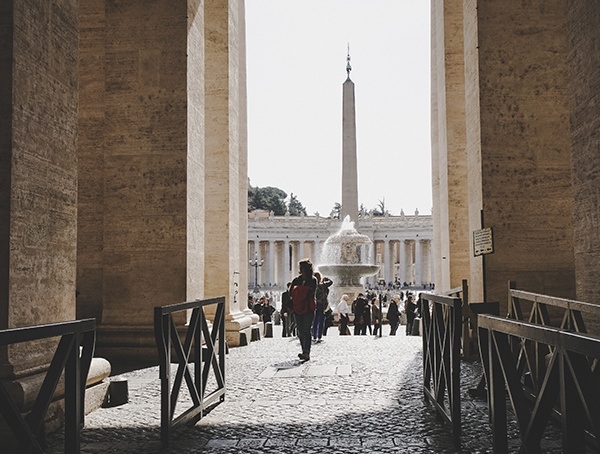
[46,325,566,453]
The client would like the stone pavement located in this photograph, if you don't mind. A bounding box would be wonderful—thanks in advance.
[46,324,565,453]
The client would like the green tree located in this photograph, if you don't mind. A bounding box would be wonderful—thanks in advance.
[287,193,307,216]
[248,184,287,215]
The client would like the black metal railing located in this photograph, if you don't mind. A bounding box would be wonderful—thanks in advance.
[0,319,96,453]
[478,315,600,453]
[154,297,226,447]
[421,292,462,444]
[506,281,600,399]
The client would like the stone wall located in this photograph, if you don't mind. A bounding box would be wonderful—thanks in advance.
[476,0,575,308]
[77,0,191,358]
[566,1,600,306]
[2,0,79,376]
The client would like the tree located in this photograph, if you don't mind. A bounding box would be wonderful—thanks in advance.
[248,184,287,215]
[287,193,307,216]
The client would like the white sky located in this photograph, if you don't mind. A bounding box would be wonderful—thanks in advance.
[246,0,431,217]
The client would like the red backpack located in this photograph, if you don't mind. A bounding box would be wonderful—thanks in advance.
[291,281,316,315]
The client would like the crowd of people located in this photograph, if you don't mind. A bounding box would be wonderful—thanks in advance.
[248,259,424,363]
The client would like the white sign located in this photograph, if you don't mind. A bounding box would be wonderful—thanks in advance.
[473,228,494,256]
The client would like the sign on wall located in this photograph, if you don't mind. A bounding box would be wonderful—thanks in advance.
[473,227,494,256]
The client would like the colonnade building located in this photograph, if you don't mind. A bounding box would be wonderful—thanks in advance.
[248,211,434,290]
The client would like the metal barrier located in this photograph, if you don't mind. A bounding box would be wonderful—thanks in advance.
[478,315,600,453]
[506,281,600,399]
[154,297,226,447]
[421,292,462,444]
[0,319,96,453]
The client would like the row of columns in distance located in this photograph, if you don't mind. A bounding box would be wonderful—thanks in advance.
[248,238,434,290]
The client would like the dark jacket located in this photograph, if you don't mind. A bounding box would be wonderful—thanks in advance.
[387,301,400,323]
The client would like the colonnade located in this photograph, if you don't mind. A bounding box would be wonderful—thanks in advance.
[248,237,434,289]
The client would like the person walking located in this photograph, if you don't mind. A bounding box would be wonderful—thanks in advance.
[337,294,351,335]
[312,272,333,343]
[352,293,368,335]
[364,297,372,335]
[387,295,401,335]
[371,297,381,336]
[405,292,417,336]
[290,259,317,361]
[280,282,293,337]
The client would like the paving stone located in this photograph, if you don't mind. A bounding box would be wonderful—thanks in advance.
[43,324,568,453]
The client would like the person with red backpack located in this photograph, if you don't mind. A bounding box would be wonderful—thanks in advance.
[290,259,318,361]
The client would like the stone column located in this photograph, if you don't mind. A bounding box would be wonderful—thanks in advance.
[1,0,79,390]
[283,239,290,284]
[399,240,406,284]
[268,240,275,286]
[204,0,254,346]
[298,240,306,261]
[415,239,422,286]
[384,239,391,283]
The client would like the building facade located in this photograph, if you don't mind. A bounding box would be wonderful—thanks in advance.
[248,211,434,289]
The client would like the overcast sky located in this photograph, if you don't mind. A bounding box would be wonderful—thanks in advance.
[246,0,431,217]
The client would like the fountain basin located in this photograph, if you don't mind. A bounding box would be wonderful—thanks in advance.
[317,264,380,287]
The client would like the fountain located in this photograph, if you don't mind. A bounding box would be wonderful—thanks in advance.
[317,216,380,305]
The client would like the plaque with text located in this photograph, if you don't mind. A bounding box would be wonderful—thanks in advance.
[473,227,494,256]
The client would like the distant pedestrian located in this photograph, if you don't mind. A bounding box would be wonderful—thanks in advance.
[364,298,372,335]
[280,282,293,337]
[337,294,351,335]
[352,293,368,335]
[262,297,275,323]
[290,259,317,361]
[371,297,381,336]
[405,293,417,336]
[387,295,400,335]
[312,272,333,343]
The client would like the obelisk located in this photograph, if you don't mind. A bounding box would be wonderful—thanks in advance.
[341,50,359,222]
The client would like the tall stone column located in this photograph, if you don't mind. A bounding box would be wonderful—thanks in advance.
[1,0,79,392]
[76,0,207,358]
[298,240,306,261]
[204,0,253,346]
[431,0,471,293]
[463,0,574,308]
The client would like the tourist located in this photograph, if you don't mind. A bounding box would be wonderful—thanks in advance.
[371,297,381,336]
[253,296,264,320]
[262,297,275,323]
[352,293,368,335]
[337,294,351,335]
[312,272,333,343]
[405,293,417,336]
[280,282,293,337]
[363,297,372,335]
[290,259,318,361]
[387,295,401,335]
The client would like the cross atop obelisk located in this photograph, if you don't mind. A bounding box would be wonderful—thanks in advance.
[341,47,359,222]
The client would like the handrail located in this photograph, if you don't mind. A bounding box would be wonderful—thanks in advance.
[154,297,226,447]
[0,319,96,453]
[421,292,462,444]
[478,315,600,452]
